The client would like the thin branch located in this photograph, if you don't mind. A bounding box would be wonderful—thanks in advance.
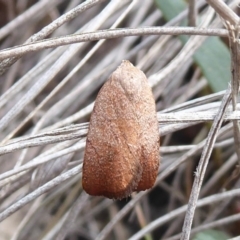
[0,109,240,155]
[206,0,239,25]
[180,86,231,240]
[0,0,62,40]
[0,165,81,222]
[0,0,122,134]
[158,110,240,123]
[109,188,240,240]
[0,27,228,61]
[226,21,240,162]
[188,0,197,26]
[0,0,108,75]
[0,141,84,182]
[56,193,89,240]
[165,212,240,240]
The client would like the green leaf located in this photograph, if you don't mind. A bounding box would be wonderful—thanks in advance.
[193,229,230,240]
[154,0,231,92]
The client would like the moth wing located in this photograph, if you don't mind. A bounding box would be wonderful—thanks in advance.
[82,75,142,199]
[122,70,160,191]
[83,60,160,198]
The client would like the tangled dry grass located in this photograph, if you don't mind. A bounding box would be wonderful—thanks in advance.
[0,0,240,239]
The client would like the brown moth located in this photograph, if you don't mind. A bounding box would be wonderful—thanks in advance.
[82,60,160,199]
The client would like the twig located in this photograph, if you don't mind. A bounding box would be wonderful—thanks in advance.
[0,0,62,40]
[0,165,81,222]
[0,0,108,75]
[165,212,240,240]
[0,27,228,61]
[180,86,231,240]
[0,0,122,134]
[188,0,197,26]
[126,188,240,240]
[0,141,84,181]
[1,110,240,155]
[226,21,240,162]
[206,0,239,25]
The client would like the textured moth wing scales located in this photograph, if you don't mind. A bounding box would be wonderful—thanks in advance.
[82,60,160,199]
